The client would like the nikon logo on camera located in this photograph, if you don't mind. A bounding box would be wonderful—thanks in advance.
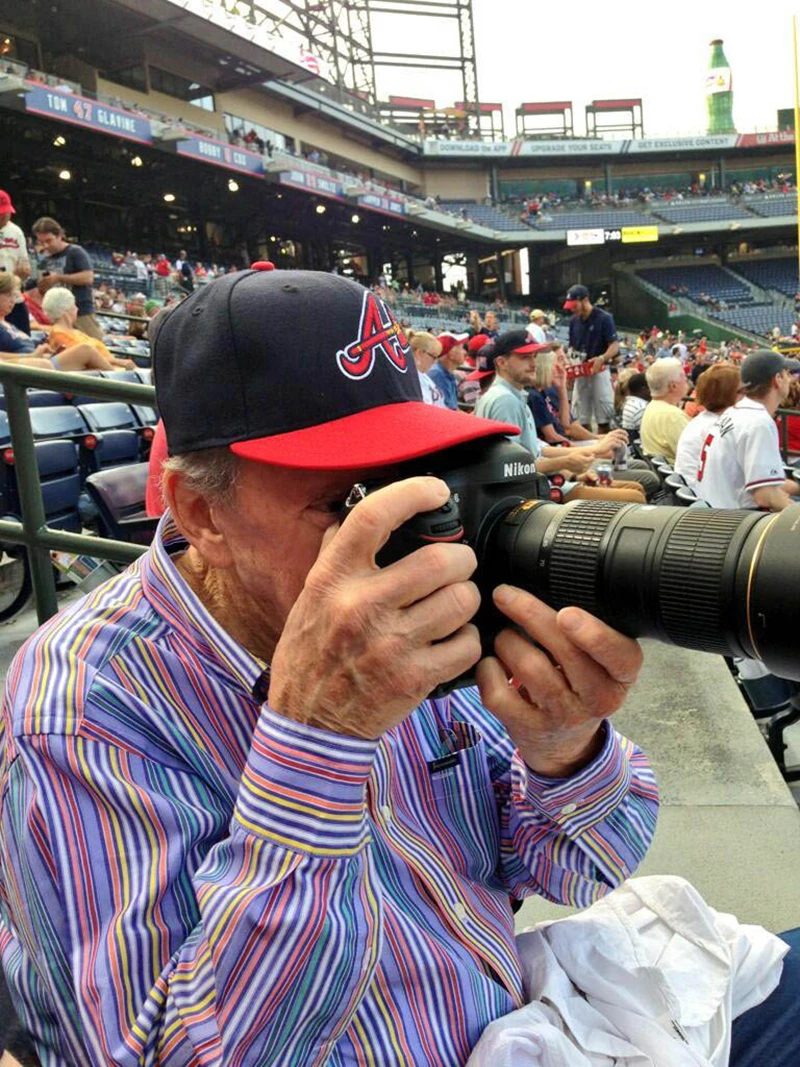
[504,461,536,478]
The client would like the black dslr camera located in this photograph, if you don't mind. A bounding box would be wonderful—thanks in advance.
[344,439,800,692]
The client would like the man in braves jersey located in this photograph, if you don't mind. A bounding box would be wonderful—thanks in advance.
[696,350,800,511]
[0,190,31,335]
[564,284,619,434]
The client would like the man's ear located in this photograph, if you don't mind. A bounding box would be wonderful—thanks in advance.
[162,468,235,569]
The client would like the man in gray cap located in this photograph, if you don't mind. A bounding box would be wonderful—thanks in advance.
[696,349,800,511]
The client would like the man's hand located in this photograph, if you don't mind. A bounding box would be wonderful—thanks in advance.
[268,477,482,740]
[559,449,594,476]
[477,587,642,777]
[37,273,59,294]
[590,355,606,375]
[592,428,628,458]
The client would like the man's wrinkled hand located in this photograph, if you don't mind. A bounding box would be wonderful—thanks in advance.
[476,586,642,778]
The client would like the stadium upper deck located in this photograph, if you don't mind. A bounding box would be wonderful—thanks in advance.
[1,0,798,307]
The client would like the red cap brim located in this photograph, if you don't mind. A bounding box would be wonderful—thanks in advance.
[229,401,518,470]
[464,369,495,382]
[563,300,579,310]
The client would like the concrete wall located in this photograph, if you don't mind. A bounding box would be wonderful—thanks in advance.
[420,167,489,200]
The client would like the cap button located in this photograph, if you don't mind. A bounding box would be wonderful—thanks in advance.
[250,260,276,271]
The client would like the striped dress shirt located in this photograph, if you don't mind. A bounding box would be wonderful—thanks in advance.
[0,516,659,1066]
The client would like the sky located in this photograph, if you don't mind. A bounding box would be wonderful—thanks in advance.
[367,1,800,139]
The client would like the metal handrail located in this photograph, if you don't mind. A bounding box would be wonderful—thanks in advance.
[0,363,156,624]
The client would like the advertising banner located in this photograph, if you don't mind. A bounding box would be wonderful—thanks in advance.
[278,169,345,199]
[24,83,152,144]
[357,193,406,217]
[175,136,265,176]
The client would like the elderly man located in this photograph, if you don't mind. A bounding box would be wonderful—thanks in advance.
[0,271,660,1064]
[427,330,469,409]
[640,356,690,464]
[4,272,799,1066]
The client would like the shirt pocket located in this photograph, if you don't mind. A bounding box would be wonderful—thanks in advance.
[427,721,501,884]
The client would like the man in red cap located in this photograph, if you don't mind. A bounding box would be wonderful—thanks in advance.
[0,189,32,335]
[0,270,657,1065]
[427,331,469,409]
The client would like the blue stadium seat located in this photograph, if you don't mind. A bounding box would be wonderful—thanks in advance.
[84,463,158,546]
[3,439,82,533]
[29,405,90,443]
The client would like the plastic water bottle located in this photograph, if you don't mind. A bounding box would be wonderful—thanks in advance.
[613,443,628,469]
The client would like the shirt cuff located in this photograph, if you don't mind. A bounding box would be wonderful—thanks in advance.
[516,721,632,835]
[235,705,378,857]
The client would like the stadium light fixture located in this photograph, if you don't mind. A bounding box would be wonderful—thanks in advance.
[316,204,326,214]
[228,179,239,192]
[53,135,66,147]
[58,169,71,181]
[351,213,360,223]
[131,156,143,167]
[163,193,176,202]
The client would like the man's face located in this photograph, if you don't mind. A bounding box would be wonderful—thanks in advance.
[442,344,466,372]
[485,312,497,330]
[498,351,536,389]
[206,459,396,655]
[37,231,64,255]
[671,373,689,401]
[777,369,793,405]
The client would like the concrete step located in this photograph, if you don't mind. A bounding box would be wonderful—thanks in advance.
[516,640,800,935]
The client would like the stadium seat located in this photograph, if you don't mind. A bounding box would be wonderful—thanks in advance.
[675,486,700,506]
[28,405,90,444]
[84,463,158,546]
[3,439,82,533]
[78,402,153,461]
[664,473,687,491]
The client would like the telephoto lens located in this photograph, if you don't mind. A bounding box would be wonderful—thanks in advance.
[484,499,800,682]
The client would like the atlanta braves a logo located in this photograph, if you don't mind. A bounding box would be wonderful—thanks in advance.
[336,292,410,380]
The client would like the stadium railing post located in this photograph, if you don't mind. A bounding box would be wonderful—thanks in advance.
[3,378,59,622]
[0,363,156,625]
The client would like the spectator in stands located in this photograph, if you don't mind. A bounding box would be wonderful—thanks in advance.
[620,372,651,437]
[21,279,51,326]
[427,332,469,410]
[696,350,800,511]
[564,284,618,434]
[132,253,149,286]
[407,329,445,407]
[0,275,128,372]
[530,351,659,499]
[640,358,690,463]
[466,310,483,336]
[483,310,499,339]
[175,251,194,294]
[0,270,658,1065]
[155,253,171,278]
[33,217,101,340]
[0,189,31,335]
[674,363,742,490]
[526,309,550,345]
[42,287,136,369]
[783,376,800,455]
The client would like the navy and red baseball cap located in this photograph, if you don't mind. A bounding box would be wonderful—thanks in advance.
[152,268,518,470]
[464,329,547,381]
[563,284,589,311]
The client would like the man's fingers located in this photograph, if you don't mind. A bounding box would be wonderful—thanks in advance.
[402,580,480,643]
[381,542,477,608]
[320,477,451,572]
[421,623,482,687]
[557,606,643,686]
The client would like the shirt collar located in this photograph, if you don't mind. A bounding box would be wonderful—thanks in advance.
[736,397,767,412]
[493,375,527,400]
[140,512,269,701]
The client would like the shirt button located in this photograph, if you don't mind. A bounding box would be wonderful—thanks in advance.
[561,802,578,816]
[454,902,467,921]
[380,805,392,823]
